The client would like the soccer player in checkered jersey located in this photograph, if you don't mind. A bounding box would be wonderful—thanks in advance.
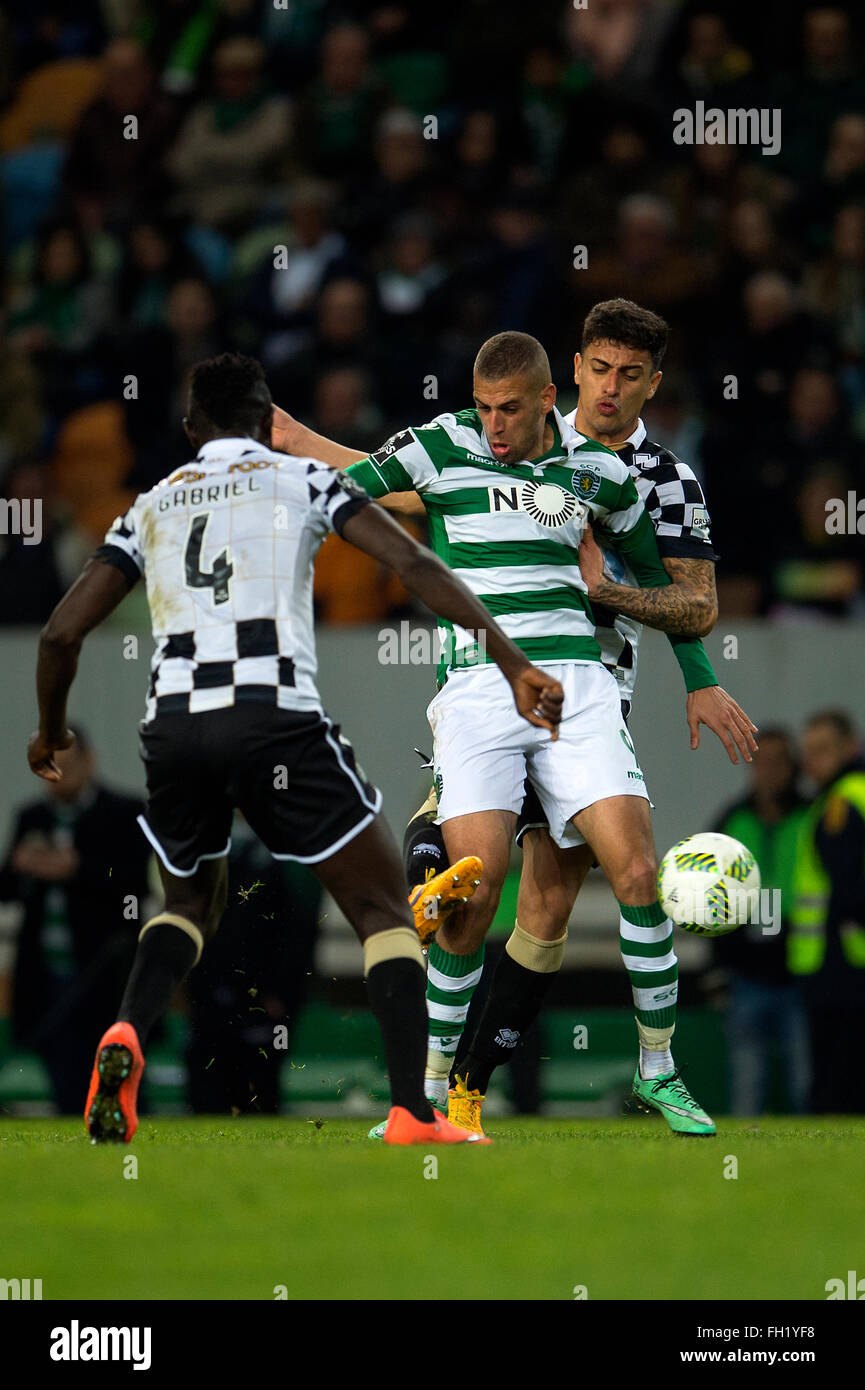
[270,317,757,1138]
[27,353,564,1145]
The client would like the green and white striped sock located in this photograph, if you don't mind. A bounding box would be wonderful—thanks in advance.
[425,939,485,1108]
[618,901,678,1080]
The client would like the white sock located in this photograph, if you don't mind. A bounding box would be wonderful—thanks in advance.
[424,1076,449,1110]
[639,1046,674,1080]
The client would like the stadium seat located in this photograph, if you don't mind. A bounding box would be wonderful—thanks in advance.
[51,402,135,541]
[0,59,102,152]
[0,143,65,249]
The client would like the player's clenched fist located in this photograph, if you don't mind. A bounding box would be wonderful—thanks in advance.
[509,665,564,740]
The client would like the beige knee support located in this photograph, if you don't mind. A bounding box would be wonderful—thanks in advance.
[411,784,438,822]
[505,919,568,973]
[139,912,204,967]
[364,926,424,974]
[636,1020,676,1050]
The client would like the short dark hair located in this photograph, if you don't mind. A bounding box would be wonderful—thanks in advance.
[188,353,271,435]
[581,299,670,371]
[806,709,858,741]
[474,331,551,388]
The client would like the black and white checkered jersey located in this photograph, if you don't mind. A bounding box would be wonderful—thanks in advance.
[94,437,370,723]
[562,411,717,701]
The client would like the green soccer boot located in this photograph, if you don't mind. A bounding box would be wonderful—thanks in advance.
[632,1068,716,1136]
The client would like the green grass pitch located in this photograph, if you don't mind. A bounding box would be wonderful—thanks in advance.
[1,1116,862,1300]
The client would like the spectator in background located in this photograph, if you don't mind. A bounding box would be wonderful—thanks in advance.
[268,276,389,418]
[805,202,865,372]
[117,219,202,331]
[676,9,753,97]
[716,199,799,305]
[61,37,179,231]
[7,218,114,418]
[640,372,704,476]
[339,107,432,254]
[666,142,794,264]
[236,179,349,365]
[520,45,572,182]
[0,729,150,1114]
[564,0,679,91]
[799,112,865,253]
[292,22,387,180]
[0,311,45,470]
[791,711,865,1112]
[777,8,865,184]
[166,36,291,234]
[712,729,812,1114]
[375,213,446,336]
[768,464,862,620]
[312,367,384,455]
[560,118,664,251]
[452,109,504,203]
[489,190,557,332]
[122,274,223,488]
[580,193,707,325]
[185,815,321,1115]
[785,366,851,465]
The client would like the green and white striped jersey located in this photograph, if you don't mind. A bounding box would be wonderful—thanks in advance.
[347,405,672,685]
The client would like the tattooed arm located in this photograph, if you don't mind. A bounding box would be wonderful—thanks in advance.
[580,524,718,638]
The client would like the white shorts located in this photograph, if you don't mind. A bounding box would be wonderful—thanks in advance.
[427,661,649,850]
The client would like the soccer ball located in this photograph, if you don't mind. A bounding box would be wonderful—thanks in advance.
[657,832,761,937]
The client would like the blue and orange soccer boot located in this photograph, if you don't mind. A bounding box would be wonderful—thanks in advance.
[382,1105,492,1145]
[409,857,483,947]
[85,1021,145,1144]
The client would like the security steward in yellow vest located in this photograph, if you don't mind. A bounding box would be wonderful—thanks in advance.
[791,711,865,1112]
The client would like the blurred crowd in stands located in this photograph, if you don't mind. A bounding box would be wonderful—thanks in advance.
[0,0,863,625]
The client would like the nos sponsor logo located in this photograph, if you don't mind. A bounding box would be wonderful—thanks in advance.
[489,480,584,529]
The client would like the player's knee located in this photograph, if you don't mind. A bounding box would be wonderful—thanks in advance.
[462,876,502,929]
[518,886,571,937]
[612,856,658,905]
[161,892,217,949]
[343,885,414,937]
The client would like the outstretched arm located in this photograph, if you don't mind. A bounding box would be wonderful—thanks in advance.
[272,405,425,515]
[29,559,132,780]
[341,505,563,738]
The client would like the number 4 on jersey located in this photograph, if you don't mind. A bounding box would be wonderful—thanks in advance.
[184,512,233,605]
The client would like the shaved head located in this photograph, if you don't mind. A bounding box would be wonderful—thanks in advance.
[473,331,552,393]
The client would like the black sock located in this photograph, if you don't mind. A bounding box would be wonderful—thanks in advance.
[403,811,447,890]
[367,956,434,1122]
[461,949,557,1095]
[117,923,199,1048]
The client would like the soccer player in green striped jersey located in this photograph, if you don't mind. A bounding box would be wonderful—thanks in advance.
[272,328,732,1135]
